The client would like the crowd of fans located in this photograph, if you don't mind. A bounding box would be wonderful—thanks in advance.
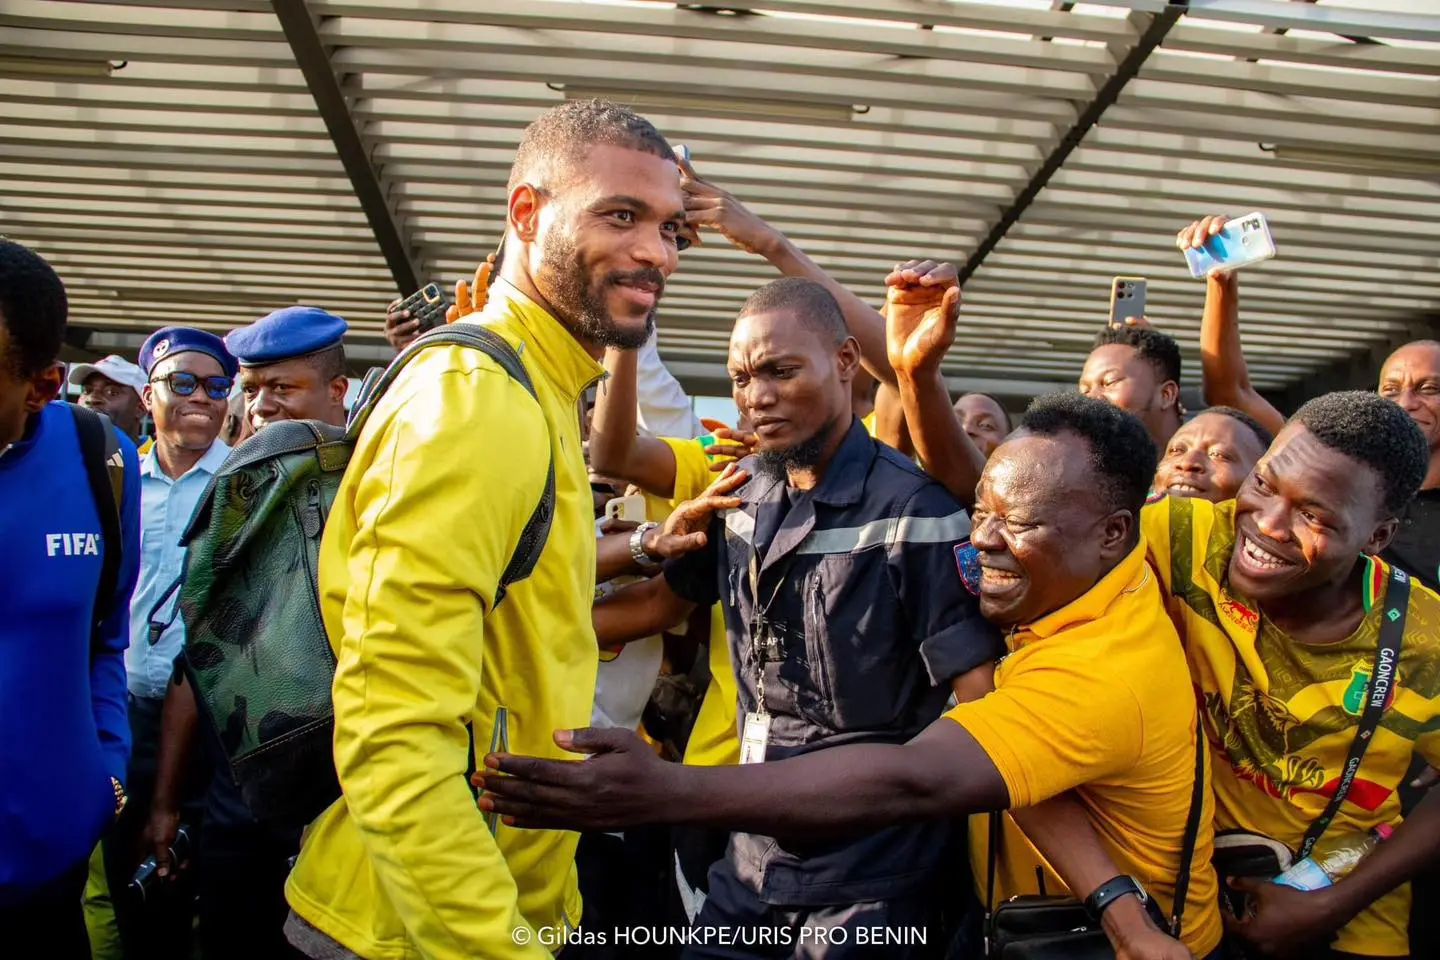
[3,98,1440,960]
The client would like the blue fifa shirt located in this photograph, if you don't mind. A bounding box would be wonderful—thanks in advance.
[0,402,139,898]
[126,437,230,699]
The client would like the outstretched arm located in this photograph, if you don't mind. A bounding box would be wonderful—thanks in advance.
[680,156,897,386]
[1177,216,1285,435]
[481,716,1007,838]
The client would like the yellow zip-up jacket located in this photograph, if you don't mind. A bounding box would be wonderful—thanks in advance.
[285,281,603,959]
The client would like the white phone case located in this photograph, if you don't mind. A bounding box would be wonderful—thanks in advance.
[1185,212,1277,279]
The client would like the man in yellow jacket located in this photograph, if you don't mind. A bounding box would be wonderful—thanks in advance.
[283,98,690,960]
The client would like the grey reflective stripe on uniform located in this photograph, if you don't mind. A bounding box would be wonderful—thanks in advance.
[795,509,970,556]
[723,508,755,544]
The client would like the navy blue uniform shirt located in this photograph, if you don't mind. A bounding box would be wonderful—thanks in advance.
[665,418,1000,906]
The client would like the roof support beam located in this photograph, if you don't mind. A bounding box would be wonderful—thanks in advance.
[1114,0,1440,43]
[270,0,420,294]
[1262,316,1440,414]
[957,2,1187,284]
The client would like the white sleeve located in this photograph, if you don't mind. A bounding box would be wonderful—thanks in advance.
[633,329,701,439]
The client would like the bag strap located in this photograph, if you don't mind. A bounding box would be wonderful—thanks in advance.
[1169,708,1208,937]
[983,810,1000,956]
[347,324,556,606]
[1296,563,1409,860]
[70,405,123,654]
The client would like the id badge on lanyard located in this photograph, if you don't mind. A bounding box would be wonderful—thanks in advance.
[743,549,787,765]
[741,712,771,765]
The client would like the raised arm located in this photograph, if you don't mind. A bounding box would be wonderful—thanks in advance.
[873,381,915,456]
[588,346,682,498]
[1177,216,1285,436]
[680,157,896,386]
[885,260,986,505]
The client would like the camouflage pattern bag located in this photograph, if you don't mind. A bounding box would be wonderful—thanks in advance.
[177,325,555,827]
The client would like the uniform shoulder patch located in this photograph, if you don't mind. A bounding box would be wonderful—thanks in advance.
[954,541,981,596]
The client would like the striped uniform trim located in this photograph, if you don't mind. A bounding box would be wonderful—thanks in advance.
[724,506,970,556]
[797,510,971,556]
[723,508,755,544]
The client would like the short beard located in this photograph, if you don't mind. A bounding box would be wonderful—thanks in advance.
[755,425,833,480]
[538,233,659,349]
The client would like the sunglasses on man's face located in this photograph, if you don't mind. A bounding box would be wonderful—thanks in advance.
[150,371,234,401]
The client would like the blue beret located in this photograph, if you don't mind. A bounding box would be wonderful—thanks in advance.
[138,326,238,379]
[224,306,348,367]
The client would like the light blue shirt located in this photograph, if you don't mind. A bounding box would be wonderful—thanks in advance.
[126,439,230,699]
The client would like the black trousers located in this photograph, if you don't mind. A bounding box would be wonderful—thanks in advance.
[686,855,943,960]
[0,859,91,959]
[195,820,305,960]
[101,695,202,960]
[571,829,676,959]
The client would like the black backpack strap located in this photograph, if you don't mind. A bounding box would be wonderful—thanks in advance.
[1296,564,1409,860]
[70,405,124,653]
[1169,710,1208,938]
[347,324,556,606]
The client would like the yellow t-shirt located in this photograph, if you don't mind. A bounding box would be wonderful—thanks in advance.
[650,436,742,768]
[944,541,1223,960]
[861,410,877,437]
[1143,496,1440,957]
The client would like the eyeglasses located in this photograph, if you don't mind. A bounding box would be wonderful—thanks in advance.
[150,371,233,400]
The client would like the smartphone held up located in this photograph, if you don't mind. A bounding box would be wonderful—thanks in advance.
[1109,276,1147,328]
[1183,212,1277,279]
[396,283,452,333]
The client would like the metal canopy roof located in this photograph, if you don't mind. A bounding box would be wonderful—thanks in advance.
[3,0,1438,401]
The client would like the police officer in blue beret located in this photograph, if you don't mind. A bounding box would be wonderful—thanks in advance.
[225,306,349,435]
[106,325,238,956]
[140,307,348,960]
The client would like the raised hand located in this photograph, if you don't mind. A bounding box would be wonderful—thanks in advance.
[884,259,961,377]
[678,154,779,257]
[446,253,497,324]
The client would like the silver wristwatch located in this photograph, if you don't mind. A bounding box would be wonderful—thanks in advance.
[630,521,662,572]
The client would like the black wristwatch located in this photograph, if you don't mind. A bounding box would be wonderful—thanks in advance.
[1085,875,1150,923]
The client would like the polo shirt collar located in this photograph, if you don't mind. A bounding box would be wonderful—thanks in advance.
[141,438,231,481]
[482,278,605,404]
[1023,538,1151,641]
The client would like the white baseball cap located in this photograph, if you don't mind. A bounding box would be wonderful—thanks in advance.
[68,355,147,397]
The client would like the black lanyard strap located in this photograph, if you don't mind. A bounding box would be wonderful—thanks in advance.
[1296,564,1409,860]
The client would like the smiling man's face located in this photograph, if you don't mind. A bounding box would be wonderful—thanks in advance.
[144,352,227,452]
[1228,422,1391,602]
[969,430,1122,627]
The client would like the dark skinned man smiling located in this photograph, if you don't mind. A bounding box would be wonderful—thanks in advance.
[478,266,1224,960]
[1142,393,1440,959]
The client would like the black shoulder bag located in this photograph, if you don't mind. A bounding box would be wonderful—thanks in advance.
[985,712,1208,959]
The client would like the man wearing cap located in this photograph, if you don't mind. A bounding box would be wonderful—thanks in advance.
[70,355,147,446]
[103,325,236,959]
[139,307,348,960]
[226,305,349,435]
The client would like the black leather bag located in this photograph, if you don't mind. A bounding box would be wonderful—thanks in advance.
[985,719,1207,959]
